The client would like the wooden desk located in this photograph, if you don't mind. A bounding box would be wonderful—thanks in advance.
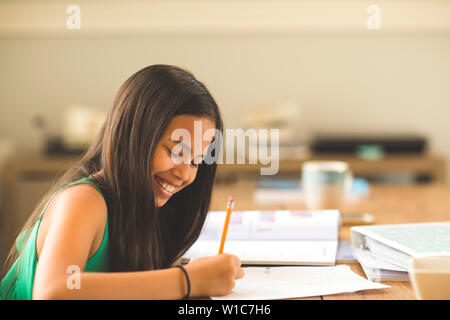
[209,179,450,300]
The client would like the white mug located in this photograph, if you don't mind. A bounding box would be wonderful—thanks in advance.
[301,161,352,210]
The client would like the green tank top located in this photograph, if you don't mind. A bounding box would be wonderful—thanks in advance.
[0,176,109,300]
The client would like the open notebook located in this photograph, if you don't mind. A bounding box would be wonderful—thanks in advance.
[182,210,341,266]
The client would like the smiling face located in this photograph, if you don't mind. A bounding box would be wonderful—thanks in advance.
[152,114,216,207]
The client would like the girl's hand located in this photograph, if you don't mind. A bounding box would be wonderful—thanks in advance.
[183,253,245,297]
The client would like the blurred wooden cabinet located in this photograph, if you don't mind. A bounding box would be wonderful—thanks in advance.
[0,155,80,266]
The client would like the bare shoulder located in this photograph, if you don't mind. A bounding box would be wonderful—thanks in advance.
[36,182,108,259]
[52,182,108,229]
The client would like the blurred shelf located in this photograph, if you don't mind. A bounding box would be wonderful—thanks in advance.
[1,152,446,183]
[215,153,447,184]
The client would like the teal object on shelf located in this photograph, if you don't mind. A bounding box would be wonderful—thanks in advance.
[356,144,385,160]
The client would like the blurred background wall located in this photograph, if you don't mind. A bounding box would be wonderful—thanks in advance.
[0,0,449,179]
[1,35,450,158]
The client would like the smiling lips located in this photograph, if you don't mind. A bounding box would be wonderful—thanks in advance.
[155,175,179,195]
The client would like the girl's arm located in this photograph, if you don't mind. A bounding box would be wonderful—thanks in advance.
[36,268,188,300]
[36,256,242,300]
[33,185,243,299]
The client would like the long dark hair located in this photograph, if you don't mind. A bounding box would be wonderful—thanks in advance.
[4,65,223,279]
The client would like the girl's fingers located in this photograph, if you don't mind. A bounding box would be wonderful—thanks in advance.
[236,267,245,279]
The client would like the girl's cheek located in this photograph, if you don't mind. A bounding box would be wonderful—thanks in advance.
[159,151,176,169]
[188,169,198,185]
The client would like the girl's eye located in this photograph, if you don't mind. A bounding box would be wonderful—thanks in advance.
[191,156,205,168]
[190,160,199,168]
[170,151,181,159]
[167,147,181,159]
[167,147,200,167]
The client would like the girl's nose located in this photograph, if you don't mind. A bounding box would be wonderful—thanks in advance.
[171,163,192,183]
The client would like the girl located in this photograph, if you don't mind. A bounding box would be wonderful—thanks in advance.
[1,65,244,299]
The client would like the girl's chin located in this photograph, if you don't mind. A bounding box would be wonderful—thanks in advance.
[155,198,168,207]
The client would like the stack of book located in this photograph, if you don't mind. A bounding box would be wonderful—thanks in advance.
[351,222,450,282]
[183,209,341,266]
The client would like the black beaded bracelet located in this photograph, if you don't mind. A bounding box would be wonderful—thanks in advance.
[176,265,191,300]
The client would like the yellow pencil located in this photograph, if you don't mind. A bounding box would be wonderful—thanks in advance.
[218,196,234,254]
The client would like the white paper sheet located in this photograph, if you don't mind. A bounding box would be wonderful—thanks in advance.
[212,265,390,300]
[353,248,407,271]
[360,265,410,282]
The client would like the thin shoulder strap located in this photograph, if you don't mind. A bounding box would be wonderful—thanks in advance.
[38,177,102,219]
